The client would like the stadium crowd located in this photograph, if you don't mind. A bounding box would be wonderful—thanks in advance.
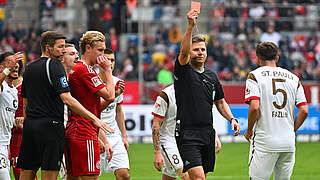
[0,0,319,84]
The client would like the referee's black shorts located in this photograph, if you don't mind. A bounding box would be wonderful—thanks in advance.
[17,118,65,171]
[176,127,216,173]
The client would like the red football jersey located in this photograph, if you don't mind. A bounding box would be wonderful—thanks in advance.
[66,60,106,140]
[12,82,23,134]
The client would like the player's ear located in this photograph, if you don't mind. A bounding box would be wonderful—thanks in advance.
[85,44,91,53]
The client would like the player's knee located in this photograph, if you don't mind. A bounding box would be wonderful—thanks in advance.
[115,169,130,180]
[179,172,190,180]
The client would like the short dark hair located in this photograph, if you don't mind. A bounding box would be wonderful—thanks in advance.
[192,34,207,45]
[104,48,114,55]
[0,52,14,65]
[18,60,23,76]
[65,43,75,48]
[40,31,66,53]
[256,42,278,61]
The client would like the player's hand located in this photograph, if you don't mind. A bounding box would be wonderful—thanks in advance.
[94,119,115,133]
[215,135,222,154]
[7,52,23,71]
[187,9,199,27]
[244,129,253,141]
[97,55,112,72]
[105,142,113,162]
[122,137,129,152]
[115,80,125,97]
[231,119,241,136]
[15,117,24,129]
[153,151,164,171]
[98,138,105,154]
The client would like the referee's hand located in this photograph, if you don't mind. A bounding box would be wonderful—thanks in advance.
[94,119,115,133]
[231,119,241,136]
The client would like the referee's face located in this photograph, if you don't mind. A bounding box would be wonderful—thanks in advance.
[190,42,207,66]
[49,39,66,60]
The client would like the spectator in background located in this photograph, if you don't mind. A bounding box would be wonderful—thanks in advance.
[14,23,26,42]
[101,3,113,34]
[0,39,13,53]
[127,47,138,68]
[157,63,173,85]
[106,27,118,53]
[168,25,182,44]
[120,58,136,80]
[55,0,66,8]
[260,23,281,46]
[218,46,234,72]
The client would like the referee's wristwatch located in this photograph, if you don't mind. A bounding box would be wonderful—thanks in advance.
[229,117,238,124]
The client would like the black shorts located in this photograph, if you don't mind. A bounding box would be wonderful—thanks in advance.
[176,127,216,173]
[17,118,65,171]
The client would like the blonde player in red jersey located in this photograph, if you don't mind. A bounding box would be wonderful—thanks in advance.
[65,31,115,180]
[244,42,308,180]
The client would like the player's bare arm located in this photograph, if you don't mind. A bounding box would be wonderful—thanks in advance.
[98,129,113,161]
[60,92,114,133]
[115,104,129,151]
[215,135,222,154]
[294,104,308,132]
[244,99,260,140]
[97,55,115,105]
[178,9,199,66]
[152,116,164,171]
[215,98,241,136]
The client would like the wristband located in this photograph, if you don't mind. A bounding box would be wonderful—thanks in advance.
[230,117,238,124]
[3,68,10,76]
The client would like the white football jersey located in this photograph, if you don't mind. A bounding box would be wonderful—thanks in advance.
[101,76,123,136]
[0,81,18,145]
[152,85,176,139]
[245,66,307,152]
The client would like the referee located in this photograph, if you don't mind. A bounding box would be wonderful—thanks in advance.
[17,31,113,180]
[174,10,241,180]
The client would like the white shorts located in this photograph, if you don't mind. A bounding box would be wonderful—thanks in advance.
[249,146,295,180]
[0,145,10,180]
[160,136,183,178]
[100,135,129,175]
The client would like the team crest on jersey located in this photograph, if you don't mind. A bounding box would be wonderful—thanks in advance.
[91,76,102,87]
[96,160,100,170]
[245,88,250,95]
[155,102,161,108]
[60,76,68,88]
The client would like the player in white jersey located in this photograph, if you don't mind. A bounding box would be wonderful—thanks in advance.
[0,52,22,179]
[152,84,221,180]
[99,48,129,180]
[244,42,308,180]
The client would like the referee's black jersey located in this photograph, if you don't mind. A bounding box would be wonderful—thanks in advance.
[174,57,224,130]
[21,57,70,121]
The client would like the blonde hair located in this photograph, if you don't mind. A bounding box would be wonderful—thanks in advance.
[79,31,105,54]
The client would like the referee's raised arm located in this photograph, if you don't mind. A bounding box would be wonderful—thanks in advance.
[178,9,199,66]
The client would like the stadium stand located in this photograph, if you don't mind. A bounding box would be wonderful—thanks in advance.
[0,0,319,103]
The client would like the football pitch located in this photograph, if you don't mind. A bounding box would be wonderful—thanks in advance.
[11,142,320,180]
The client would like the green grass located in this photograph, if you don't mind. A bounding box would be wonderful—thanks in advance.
[11,142,320,179]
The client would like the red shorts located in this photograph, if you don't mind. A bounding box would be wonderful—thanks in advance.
[64,138,100,176]
[10,132,22,174]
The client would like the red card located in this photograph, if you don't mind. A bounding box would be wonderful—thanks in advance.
[191,1,201,13]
